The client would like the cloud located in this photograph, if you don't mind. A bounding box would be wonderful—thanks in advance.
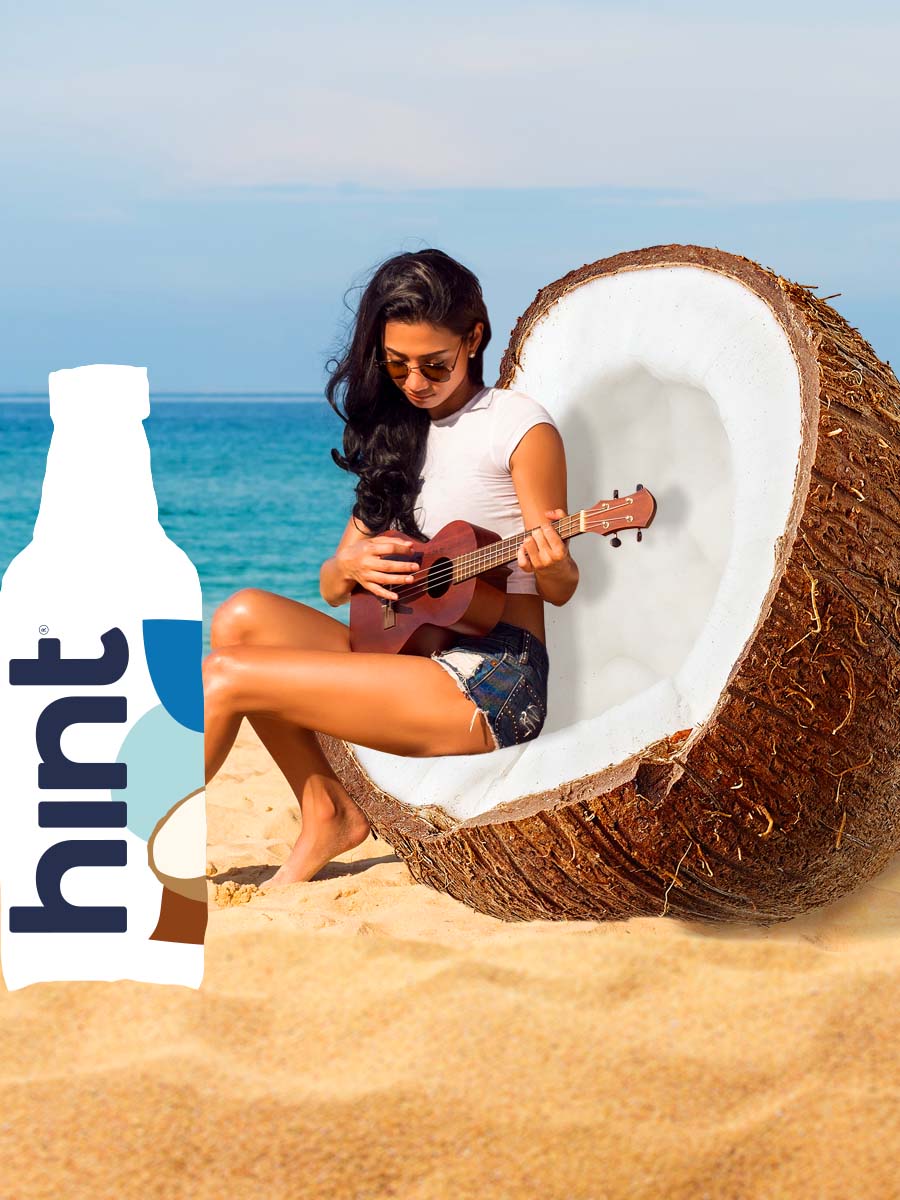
[2,4,899,202]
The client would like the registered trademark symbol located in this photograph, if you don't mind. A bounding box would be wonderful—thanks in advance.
[39,625,49,635]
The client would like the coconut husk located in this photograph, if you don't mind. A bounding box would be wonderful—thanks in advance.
[319,244,900,924]
[149,885,208,944]
[147,787,208,942]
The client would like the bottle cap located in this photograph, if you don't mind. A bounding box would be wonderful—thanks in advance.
[48,365,150,423]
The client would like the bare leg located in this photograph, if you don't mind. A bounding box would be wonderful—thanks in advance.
[204,588,489,883]
[207,589,372,886]
[204,597,494,884]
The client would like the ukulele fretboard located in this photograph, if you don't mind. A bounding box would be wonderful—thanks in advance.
[452,512,584,582]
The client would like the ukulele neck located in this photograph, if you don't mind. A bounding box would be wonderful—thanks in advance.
[453,512,585,583]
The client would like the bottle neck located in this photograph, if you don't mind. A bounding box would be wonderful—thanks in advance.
[32,417,160,540]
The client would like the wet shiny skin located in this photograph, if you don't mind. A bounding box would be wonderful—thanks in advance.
[203,588,497,886]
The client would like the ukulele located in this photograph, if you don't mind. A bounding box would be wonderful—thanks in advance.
[349,485,657,655]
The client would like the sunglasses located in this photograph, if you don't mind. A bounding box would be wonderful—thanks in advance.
[377,335,467,384]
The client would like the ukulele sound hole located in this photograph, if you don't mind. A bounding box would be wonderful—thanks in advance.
[427,557,453,598]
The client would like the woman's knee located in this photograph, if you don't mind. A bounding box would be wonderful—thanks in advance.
[210,589,346,654]
[201,646,237,699]
[209,587,270,648]
[202,644,262,711]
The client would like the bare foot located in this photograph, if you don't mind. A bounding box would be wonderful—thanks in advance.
[264,790,371,888]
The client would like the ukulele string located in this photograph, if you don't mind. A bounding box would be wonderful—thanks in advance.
[391,516,580,601]
[385,507,635,604]
[392,511,630,600]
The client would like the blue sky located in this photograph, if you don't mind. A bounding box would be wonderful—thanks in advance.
[2,2,898,390]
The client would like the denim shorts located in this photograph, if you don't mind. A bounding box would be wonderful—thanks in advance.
[430,620,550,750]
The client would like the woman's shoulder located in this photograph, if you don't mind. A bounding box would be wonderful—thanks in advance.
[487,385,558,428]
[488,384,555,412]
[485,386,560,470]
[488,383,536,400]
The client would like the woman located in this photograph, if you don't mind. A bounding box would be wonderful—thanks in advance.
[203,249,578,887]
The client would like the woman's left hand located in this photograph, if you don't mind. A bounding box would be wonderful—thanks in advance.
[517,509,571,576]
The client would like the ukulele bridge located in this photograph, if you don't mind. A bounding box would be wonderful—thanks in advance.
[381,601,396,630]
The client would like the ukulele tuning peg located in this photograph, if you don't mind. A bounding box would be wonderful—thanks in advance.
[636,483,643,491]
[637,530,643,542]
[610,535,622,548]
[613,489,619,499]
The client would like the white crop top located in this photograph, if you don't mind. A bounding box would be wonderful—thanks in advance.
[412,386,560,596]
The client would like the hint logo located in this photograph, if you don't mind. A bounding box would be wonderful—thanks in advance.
[7,628,129,934]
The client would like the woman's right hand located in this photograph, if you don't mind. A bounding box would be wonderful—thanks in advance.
[336,536,420,601]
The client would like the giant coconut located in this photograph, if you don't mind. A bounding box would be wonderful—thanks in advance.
[319,244,900,924]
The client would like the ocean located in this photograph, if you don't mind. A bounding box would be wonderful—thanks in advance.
[0,397,357,656]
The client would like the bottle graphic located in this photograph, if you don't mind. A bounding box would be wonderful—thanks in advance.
[0,365,206,991]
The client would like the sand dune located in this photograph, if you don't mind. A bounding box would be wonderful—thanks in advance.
[2,717,899,1199]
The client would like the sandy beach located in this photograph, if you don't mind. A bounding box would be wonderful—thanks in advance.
[2,717,899,1199]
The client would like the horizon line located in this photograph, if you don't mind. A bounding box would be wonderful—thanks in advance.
[0,390,328,399]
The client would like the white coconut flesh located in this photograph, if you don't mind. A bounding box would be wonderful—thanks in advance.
[351,264,803,823]
[148,789,207,881]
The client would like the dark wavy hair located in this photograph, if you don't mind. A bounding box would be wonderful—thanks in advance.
[325,248,492,537]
